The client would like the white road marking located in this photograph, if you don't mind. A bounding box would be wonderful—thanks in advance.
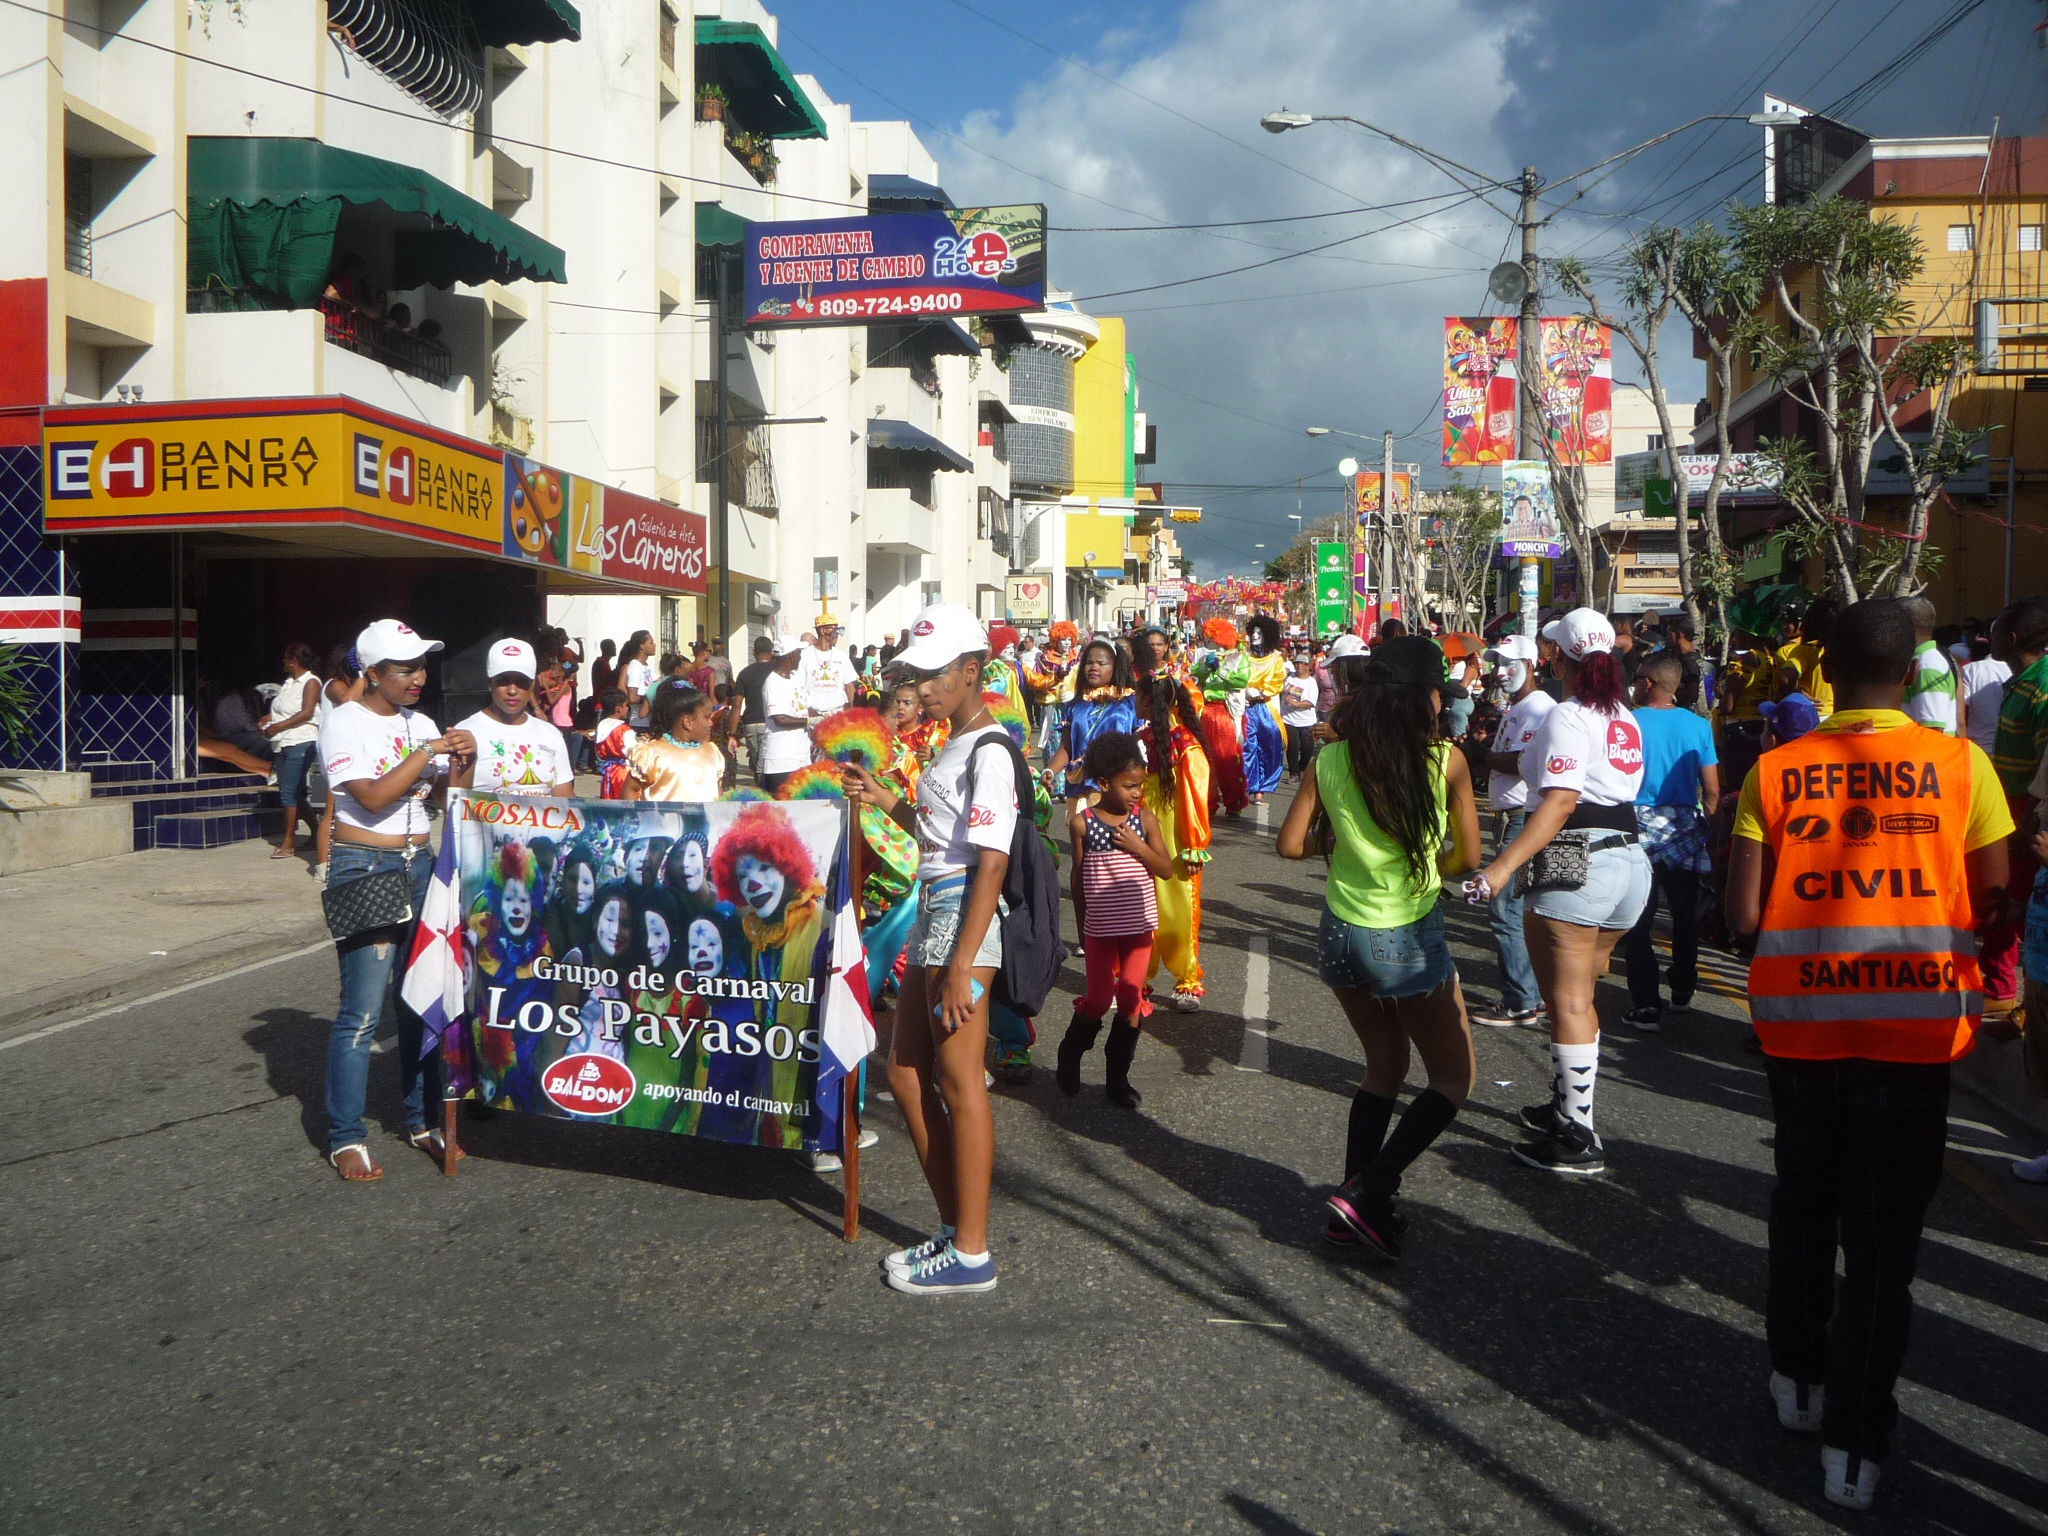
[1235,934,1270,1073]
[1253,800,1270,832]
[0,941,333,1053]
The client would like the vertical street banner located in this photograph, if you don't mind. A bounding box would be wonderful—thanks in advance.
[416,793,862,1151]
[1314,541,1347,637]
[1536,317,1613,466]
[1500,461,1564,559]
[1353,470,1413,601]
[1442,317,1519,467]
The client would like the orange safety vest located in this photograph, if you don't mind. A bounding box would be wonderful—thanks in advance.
[1750,723,1982,1063]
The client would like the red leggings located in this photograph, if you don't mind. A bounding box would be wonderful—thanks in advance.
[1079,932,1155,1020]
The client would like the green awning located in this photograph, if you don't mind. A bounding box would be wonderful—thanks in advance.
[695,202,749,249]
[468,0,580,47]
[695,19,828,140]
[188,137,568,296]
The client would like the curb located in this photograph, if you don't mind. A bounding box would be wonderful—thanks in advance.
[0,917,331,1047]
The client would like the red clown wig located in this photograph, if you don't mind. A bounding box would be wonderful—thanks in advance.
[710,802,818,906]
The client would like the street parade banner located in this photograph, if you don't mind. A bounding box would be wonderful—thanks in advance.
[1536,316,1613,466]
[1501,460,1565,559]
[1442,317,1518,467]
[743,205,1047,327]
[402,791,872,1157]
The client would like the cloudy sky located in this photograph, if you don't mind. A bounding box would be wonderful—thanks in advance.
[769,0,2045,577]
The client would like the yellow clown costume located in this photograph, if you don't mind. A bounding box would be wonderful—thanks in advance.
[1134,665,1214,1006]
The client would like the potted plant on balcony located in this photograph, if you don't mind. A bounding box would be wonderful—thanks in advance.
[696,82,727,122]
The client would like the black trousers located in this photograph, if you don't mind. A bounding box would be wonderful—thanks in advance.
[1764,1055,1950,1462]
[1623,860,1699,1008]
[1285,725,1317,777]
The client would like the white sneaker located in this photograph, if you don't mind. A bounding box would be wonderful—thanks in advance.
[2012,1151,2048,1184]
[1769,1371,1824,1432]
[1172,991,1202,1013]
[807,1149,843,1173]
[856,1126,879,1150]
[1821,1446,1880,1511]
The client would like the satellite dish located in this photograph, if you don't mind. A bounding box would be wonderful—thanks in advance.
[1488,261,1529,306]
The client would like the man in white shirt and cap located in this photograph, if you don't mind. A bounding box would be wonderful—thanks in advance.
[759,634,814,793]
[797,607,858,719]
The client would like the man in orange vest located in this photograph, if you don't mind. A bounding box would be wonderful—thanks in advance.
[1727,598,2011,1513]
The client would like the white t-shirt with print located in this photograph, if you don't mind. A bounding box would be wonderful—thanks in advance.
[915,724,1019,881]
[320,700,440,836]
[798,646,857,715]
[623,658,657,726]
[1523,697,1644,807]
[1961,657,2011,753]
[1280,674,1322,727]
[457,709,574,796]
[760,669,812,773]
[268,672,321,749]
[1489,690,1557,811]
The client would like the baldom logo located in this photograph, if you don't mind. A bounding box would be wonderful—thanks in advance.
[541,1054,636,1116]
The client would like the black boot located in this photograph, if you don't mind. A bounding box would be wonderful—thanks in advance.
[1056,1010,1104,1097]
[1103,1013,1143,1109]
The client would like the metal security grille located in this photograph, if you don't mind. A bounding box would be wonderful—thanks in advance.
[327,0,484,118]
[64,156,91,277]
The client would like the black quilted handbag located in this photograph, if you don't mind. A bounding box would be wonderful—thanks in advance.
[321,867,416,942]
[1515,829,1593,898]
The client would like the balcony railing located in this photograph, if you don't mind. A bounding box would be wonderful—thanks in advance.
[323,299,455,386]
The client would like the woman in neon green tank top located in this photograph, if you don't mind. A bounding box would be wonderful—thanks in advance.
[1277,635,1481,1261]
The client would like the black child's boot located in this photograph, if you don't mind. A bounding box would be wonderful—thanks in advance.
[1056,1010,1104,1097]
[1103,1012,1144,1110]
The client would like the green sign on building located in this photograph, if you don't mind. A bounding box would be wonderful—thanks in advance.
[1314,541,1348,637]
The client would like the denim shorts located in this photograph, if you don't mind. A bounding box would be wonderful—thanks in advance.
[908,872,1004,970]
[1527,840,1654,930]
[1317,904,1455,998]
[273,741,316,807]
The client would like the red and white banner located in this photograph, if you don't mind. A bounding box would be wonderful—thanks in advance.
[0,595,80,644]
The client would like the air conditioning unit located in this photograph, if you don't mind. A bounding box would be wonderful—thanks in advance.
[749,590,780,616]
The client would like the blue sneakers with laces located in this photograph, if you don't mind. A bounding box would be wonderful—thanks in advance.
[885,1243,999,1295]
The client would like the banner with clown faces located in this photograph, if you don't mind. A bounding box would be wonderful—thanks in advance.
[439,792,850,1150]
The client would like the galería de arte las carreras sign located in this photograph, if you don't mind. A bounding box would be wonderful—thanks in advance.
[743,204,1047,327]
[41,400,501,554]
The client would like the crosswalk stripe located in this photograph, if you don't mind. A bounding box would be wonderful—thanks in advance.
[1236,934,1270,1073]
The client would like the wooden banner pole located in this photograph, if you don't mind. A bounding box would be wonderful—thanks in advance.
[842,799,865,1243]
[442,1092,460,1178]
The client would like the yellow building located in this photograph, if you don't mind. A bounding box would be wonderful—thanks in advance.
[1701,127,2048,616]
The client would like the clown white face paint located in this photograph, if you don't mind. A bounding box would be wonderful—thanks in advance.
[735,853,786,918]
[687,917,723,975]
[574,863,595,913]
[501,877,533,938]
[681,839,706,890]
[625,842,650,884]
[644,909,672,970]
[595,895,626,958]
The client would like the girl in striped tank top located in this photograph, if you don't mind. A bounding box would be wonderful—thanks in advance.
[1058,732,1174,1108]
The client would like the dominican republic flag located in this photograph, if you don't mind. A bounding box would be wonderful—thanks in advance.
[814,832,877,1153]
[400,834,472,1090]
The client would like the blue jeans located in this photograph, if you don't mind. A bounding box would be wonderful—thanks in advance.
[324,842,439,1153]
[272,742,315,807]
[1487,811,1542,1012]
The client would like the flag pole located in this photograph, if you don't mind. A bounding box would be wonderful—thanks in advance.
[842,801,864,1243]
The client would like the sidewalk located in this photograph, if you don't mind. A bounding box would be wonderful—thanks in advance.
[0,841,331,1042]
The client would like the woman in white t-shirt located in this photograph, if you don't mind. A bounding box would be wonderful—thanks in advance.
[844,604,1013,1296]
[1280,654,1322,781]
[317,619,476,1183]
[261,642,322,860]
[1468,609,1650,1178]
[1958,636,2011,755]
[620,629,657,728]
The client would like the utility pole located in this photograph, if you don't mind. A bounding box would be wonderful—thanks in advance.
[1515,165,1542,642]
[1381,428,1395,630]
[714,249,735,651]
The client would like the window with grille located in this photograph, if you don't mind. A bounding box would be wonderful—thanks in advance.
[64,155,91,277]
[1948,224,1974,253]
[2022,225,2043,253]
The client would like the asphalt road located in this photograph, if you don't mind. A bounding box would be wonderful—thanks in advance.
[3,806,2045,1535]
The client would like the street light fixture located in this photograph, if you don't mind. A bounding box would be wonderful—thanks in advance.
[1261,110,1315,133]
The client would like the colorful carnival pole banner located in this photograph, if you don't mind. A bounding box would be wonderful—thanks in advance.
[743,205,1047,327]
[1442,316,1518,467]
[1313,541,1347,637]
[401,791,876,1232]
[1536,317,1613,466]
[1500,461,1565,559]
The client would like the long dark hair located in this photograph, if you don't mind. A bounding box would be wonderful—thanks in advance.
[1139,675,1203,794]
[1077,638,1133,694]
[1333,636,1446,894]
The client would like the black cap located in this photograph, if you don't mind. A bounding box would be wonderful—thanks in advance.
[1362,634,1447,690]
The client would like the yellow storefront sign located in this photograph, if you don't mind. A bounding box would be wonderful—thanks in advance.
[43,397,501,553]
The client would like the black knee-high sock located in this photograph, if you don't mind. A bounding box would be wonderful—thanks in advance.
[1345,1089,1399,1179]
[1357,1089,1459,1199]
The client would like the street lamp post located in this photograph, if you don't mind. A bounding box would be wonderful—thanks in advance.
[1267,105,1807,639]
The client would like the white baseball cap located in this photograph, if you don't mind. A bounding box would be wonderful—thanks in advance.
[1541,607,1617,660]
[893,603,989,672]
[1486,634,1539,663]
[355,618,444,669]
[1327,633,1367,661]
[771,632,806,658]
[486,638,537,680]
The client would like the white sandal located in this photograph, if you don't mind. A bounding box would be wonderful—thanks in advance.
[328,1144,382,1182]
[407,1127,465,1162]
